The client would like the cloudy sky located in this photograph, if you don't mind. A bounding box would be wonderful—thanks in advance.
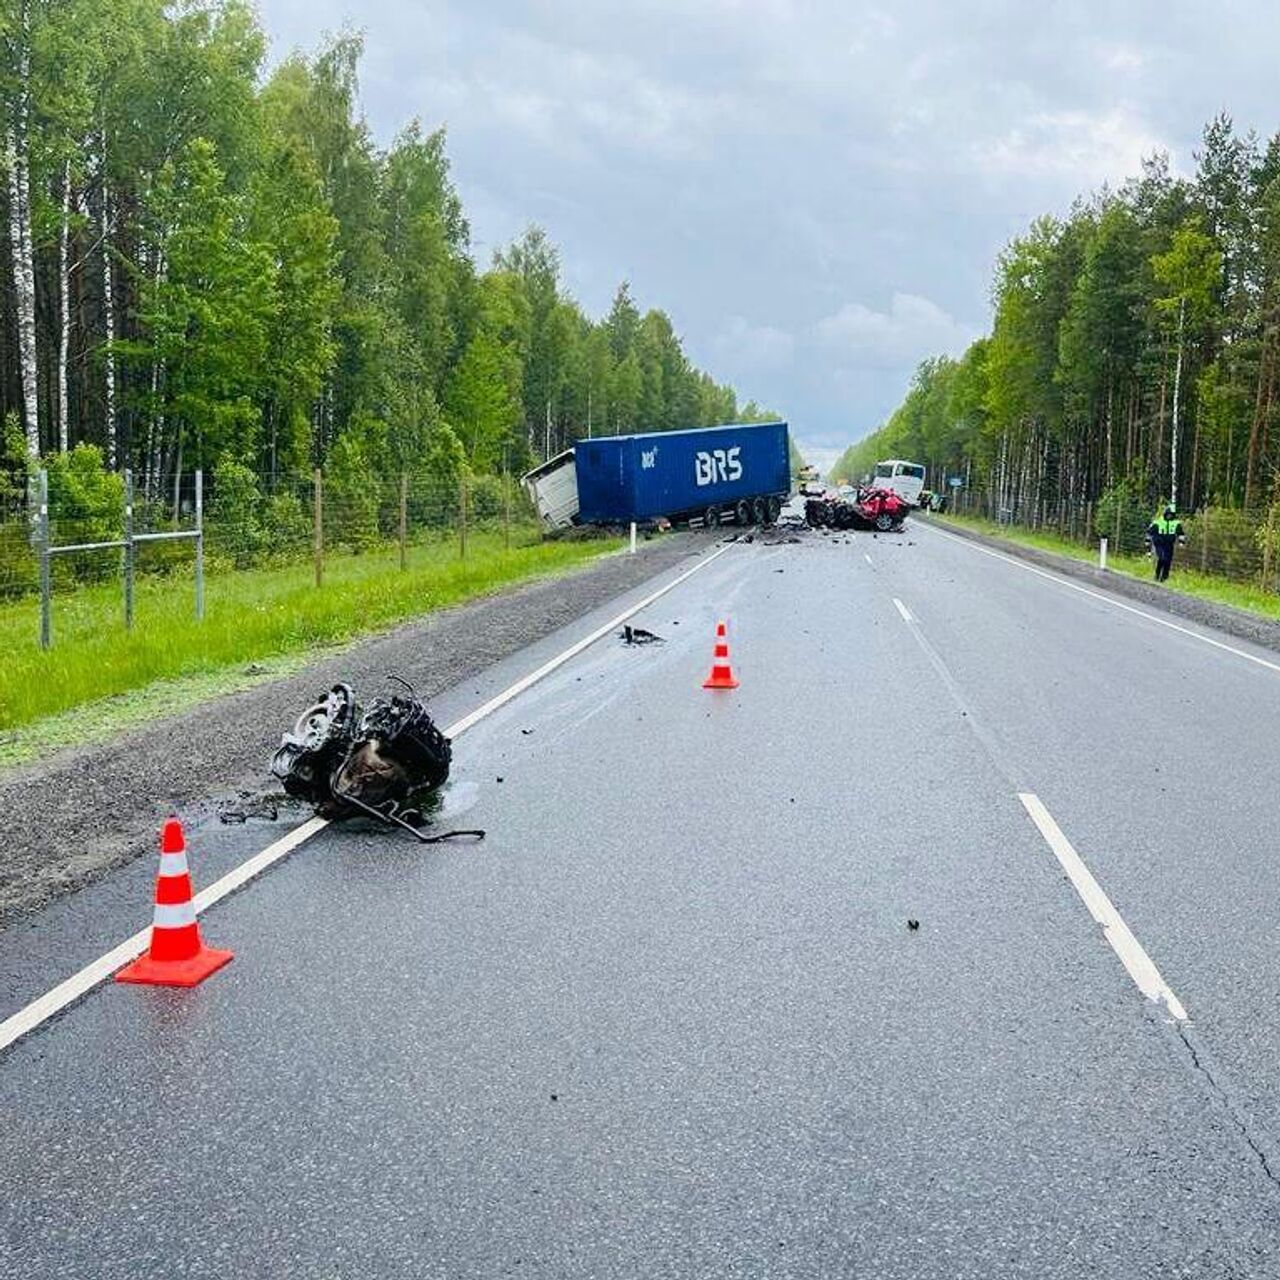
[256,1,1280,471]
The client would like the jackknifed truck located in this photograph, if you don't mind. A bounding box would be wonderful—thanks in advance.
[522,421,792,532]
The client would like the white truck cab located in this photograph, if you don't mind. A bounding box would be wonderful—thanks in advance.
[871,459,926,506]
[522,450,579,531]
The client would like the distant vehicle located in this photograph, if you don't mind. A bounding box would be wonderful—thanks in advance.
[799,479,827,498]
[871,459,926,506]
[523,421,792,531]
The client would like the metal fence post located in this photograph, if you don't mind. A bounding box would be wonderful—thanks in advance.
[123,468,135,630]
[313,467,324,588]
[503,449,511,551]
[37,469,50,650]
[399,472,408,571]
[459,473,468,561]
[195,469,205,620]
[1099,536,1108,570]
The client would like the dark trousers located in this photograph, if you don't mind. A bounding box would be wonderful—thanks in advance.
[1154,546,1173,582]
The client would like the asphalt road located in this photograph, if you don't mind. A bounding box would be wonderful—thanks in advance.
[4,517,1280,1277]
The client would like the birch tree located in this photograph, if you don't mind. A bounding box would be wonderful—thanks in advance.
[4,0,39,458]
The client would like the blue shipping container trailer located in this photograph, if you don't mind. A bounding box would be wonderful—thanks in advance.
[523,421,791,531]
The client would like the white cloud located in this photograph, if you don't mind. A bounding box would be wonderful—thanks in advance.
[256,0,1280,442]
[813,293,977,368]
[713,316,795,370]
[1100,43,1147,74]
[973,108,1168,185]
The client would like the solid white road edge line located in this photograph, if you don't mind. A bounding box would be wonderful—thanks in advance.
[893,597,912,622]
[924,521,1280,677]
[1018,792,1188,1022]
[0,539,738,1054]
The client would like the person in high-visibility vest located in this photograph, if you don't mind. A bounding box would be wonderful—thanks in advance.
[1146,504,1186,583]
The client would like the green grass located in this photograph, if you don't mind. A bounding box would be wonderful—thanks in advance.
[938,512,1280,621]
[0,527,621,745]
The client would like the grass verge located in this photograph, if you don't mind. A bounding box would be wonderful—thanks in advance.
[0,528,620,749]
[938,513,1280,621]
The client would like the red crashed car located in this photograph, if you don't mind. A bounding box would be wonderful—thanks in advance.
[805,485,908,532]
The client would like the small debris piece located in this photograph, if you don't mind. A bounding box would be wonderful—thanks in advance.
[496,776,504,783]
[620,624,664,645]
[218,793,280,824]
[521,728,534,735]
[907,919,920,931]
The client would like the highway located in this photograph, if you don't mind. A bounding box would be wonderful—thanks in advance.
[4,519,1280,1277]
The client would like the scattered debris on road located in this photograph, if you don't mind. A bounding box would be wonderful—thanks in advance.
[218,792,282,824]
[620,624,665,645]
[907,919,920,931]
[271,679,483,843]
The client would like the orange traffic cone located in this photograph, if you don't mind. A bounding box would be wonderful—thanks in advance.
[116,819,233,987]
[702,619,740,689]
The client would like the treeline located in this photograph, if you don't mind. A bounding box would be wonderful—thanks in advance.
[0,0,773,511]
[831,114,1280,523]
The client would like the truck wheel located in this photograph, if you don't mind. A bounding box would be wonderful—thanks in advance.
[704,506,720,528]
[752,496,768,525]
[765,496,781,525]
[735,499,752,526]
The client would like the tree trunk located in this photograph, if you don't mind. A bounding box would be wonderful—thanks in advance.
[1245,332,1273,510]
[172,427,183,519]
[57,160,72,451]
[101,160,117,469]
[1170,297,1185,510]
[6,0,39,459]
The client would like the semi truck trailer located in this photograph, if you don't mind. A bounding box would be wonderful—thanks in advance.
[522,421,791,532]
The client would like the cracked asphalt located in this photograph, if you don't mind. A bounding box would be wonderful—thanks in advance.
[4,516,1280,1277]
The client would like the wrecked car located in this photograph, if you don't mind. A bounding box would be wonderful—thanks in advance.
[805,485,909,532]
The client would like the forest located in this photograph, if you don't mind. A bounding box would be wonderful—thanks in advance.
[831,114,1280,545]
[0,0,774,516]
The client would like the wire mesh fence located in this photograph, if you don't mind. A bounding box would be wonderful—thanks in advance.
[0,465,539,647]
[946,468,1280,592]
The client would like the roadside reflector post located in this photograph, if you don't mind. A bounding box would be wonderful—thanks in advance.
[1099,536,1108,571]
[630,521,637,554]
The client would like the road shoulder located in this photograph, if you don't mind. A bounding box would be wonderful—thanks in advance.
[923,514,1280,655]
[0,532,718,928]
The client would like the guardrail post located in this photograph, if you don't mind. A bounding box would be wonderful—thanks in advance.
[123,468,135,630]
[503,452,511,551]
[458,473,468,561]
[630,521,637,554]
[194,469,205,620]
[37,469,50,650]
[1099,536,1108,571]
